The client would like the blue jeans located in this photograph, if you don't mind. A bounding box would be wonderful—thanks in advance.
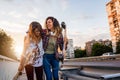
[43,54,59,80]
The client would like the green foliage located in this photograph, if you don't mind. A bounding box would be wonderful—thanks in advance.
[0,28,17,60]
[116,41,120,54]
[91,43,113,56]
[74,49,86,58]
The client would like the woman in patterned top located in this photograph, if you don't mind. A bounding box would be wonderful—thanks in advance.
[18,21,44,80]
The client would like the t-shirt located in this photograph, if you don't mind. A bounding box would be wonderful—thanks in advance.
[25,39,44,67]
[45,36,56,54]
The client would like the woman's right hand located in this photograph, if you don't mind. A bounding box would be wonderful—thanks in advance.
[18,55,25,72]
[18,64,24,72]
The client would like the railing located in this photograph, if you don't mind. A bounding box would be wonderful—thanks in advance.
[60,54,120,80]
[0,55,19,80]
[64,54,120,62]
[0,55,17,62]
[100,73,120,80]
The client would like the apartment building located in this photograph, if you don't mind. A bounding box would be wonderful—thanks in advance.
[106,0,120,52]
[66,39,74,58]
[85,39,112,56]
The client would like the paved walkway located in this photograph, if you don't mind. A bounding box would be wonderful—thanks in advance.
[14,71,63,80]
[14,66,83,80]
[16,73,27,80]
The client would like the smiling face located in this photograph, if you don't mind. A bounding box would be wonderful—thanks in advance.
[34,28,40,37]
[28,21,42,43]
[46,19,54,30]
[45,16,62,36]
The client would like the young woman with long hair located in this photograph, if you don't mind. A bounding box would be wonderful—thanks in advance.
[42,16,64,80]
[18,21,44,80]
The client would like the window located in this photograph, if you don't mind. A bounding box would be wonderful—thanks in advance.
[113,19,118,28]
[110,2,115,10]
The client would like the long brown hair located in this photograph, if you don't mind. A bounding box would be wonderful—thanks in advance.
[44,16,62,37]
[28,21,42,43]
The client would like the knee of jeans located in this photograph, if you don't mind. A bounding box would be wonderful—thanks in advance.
[53,67,59,71]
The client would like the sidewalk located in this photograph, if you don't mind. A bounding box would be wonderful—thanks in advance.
[14,71,63,80]
[17,73,27,80]
[13,71,27,80]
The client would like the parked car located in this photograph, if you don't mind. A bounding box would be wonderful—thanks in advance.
[102,52,114,56]
[102,52,116,60]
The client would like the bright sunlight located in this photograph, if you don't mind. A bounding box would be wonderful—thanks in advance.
[15,46,23,59]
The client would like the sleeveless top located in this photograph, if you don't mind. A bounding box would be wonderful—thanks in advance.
[24,39,44,67]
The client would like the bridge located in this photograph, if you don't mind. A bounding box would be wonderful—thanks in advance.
[60,54,120,80]
[0,54,120,80]
[0,55,19,80]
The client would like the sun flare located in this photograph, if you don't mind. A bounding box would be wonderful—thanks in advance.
[15,46,23,59]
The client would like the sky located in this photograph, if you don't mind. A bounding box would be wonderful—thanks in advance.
[0,0,111,57]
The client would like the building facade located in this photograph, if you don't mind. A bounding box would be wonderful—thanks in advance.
[85,39,112,56]
[85,40,96,56]
[106,0,120,52]
[66,39,74,58]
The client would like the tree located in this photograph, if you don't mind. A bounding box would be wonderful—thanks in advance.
[0,28,17,60]
[116,40,120,54]
[91,43,113,56]
[74,49,86,58]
